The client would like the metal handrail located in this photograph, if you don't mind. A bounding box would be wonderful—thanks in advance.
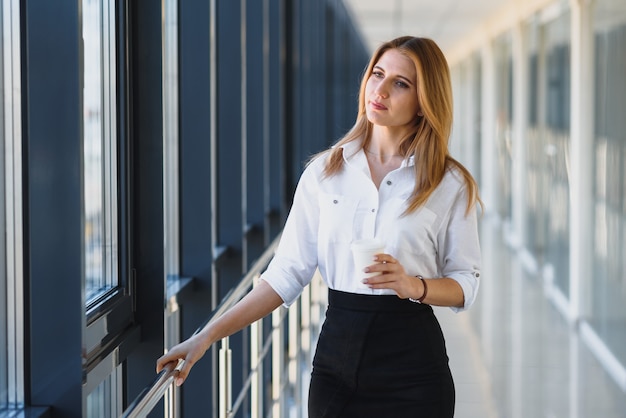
[122,361,179,418]
[122,235,326,418]
[122,236,279,418]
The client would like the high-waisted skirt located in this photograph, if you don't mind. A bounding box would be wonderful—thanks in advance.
[308,289,455,418]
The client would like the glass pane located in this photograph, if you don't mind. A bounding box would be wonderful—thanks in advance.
[471,53,482,188]
[493,33,513,220]
[85,364,122,417]
[542,10,571,297]
[83,0,118,304]
[591,0,626,365]
[163,0,179,280]
[525,17,548,258]
[1,0,24,408]
[450,54,481,183]
[163,2,180,413]
[0,0,6,406]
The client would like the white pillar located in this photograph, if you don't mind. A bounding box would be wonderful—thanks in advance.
[569,0,594,321]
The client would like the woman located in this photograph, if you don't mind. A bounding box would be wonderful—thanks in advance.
[157,36,482,417]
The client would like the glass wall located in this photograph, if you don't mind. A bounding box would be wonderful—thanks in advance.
[525,16,548,258]
[451,52,482,184]
[470,54,483,188]
[163,0,179,281]
[542,9,571,298]
[1,0,6,407]
[1,0,23,410]
[81,0,133,414]
[83,0,119,305]
[448,0,626,398]
[591,0,626,365]
[1,0,373,414]
[85,364,123,417]
[162,0,180,414]
[493,33,513,221]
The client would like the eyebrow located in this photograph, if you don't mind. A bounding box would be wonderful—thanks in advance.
[373,65,414,85]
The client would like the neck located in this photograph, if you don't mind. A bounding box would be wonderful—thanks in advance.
[367,125,409,158]
[364,148,402,158]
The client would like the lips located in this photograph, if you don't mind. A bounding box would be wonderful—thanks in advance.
[370,100,387,111]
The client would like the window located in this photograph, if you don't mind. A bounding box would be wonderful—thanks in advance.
[525,17,547,257]
[163,0,179,281]
[84,361,123,416]
[83,0,119,306]
[81,0,134,411]
[1,0,24,410]
[542,9,571,297]
[591,0,626,366]
[163,1,180,414]
[493,33,513,220]
[1,0,6,407]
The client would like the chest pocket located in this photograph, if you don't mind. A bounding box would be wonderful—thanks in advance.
[318,192,359,244]
[384,197,438,257]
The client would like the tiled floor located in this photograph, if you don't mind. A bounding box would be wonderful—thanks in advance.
[436,216,626,418]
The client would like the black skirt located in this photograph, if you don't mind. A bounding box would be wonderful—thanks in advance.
[308,289,455,418]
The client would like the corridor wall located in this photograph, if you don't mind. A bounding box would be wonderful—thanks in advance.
[0,0,368,416]
[448,0,626,394]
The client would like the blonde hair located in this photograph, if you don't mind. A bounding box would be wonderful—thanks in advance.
[318,36,482,216]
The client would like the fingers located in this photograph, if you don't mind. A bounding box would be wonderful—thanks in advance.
[156,351,180,373]
[362,254,409,292]
[365,254,399,275]
[156,352,192,386]
[156,339,205,387]
[374,253,397,264]
[175,358,195,386]
[156,344,186,374]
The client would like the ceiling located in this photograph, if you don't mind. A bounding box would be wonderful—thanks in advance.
[343,0,515,57]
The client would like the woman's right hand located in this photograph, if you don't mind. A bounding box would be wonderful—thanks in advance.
[156,281,285,386]
[156,332,212,386]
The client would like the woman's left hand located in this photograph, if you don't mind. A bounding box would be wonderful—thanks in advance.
[362,253,422,300]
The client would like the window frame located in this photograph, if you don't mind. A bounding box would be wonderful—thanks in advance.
[1,0,24,409]
[82,0,120,308]
[81,0,136,409]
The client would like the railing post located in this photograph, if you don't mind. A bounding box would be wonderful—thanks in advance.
[250,279,263,418]
[121,236,334,418]
[311,271,324,330]
[122,235,284,418]
[288,299,298,417]
[219,337,232,418]
[296,286,308,417]
[271,307,284,417]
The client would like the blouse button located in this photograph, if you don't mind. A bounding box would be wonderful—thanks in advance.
[386,180,392,185]
[371,208,376,213]
[333,199,338,204]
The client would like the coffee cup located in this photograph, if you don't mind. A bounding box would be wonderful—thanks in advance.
[351,239,385,288]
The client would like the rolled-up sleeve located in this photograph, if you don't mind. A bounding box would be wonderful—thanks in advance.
[438,186,481,313]
[260,163,321,306]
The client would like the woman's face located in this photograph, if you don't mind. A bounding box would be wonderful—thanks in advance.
[364,49,420,129]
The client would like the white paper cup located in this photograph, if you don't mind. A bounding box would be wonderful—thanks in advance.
[351,239,385,288]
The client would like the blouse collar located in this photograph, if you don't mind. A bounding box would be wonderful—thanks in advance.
[339,139,415,169]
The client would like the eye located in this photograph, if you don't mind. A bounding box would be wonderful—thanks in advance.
[372,70,384,78]
[395,80,409,89]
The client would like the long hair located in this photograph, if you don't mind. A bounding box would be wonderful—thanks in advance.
[319,36,482,216]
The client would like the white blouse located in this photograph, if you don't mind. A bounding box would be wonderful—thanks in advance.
[260,140,481,312]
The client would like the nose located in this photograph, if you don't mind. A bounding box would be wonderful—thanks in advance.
[374,80,389,99]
